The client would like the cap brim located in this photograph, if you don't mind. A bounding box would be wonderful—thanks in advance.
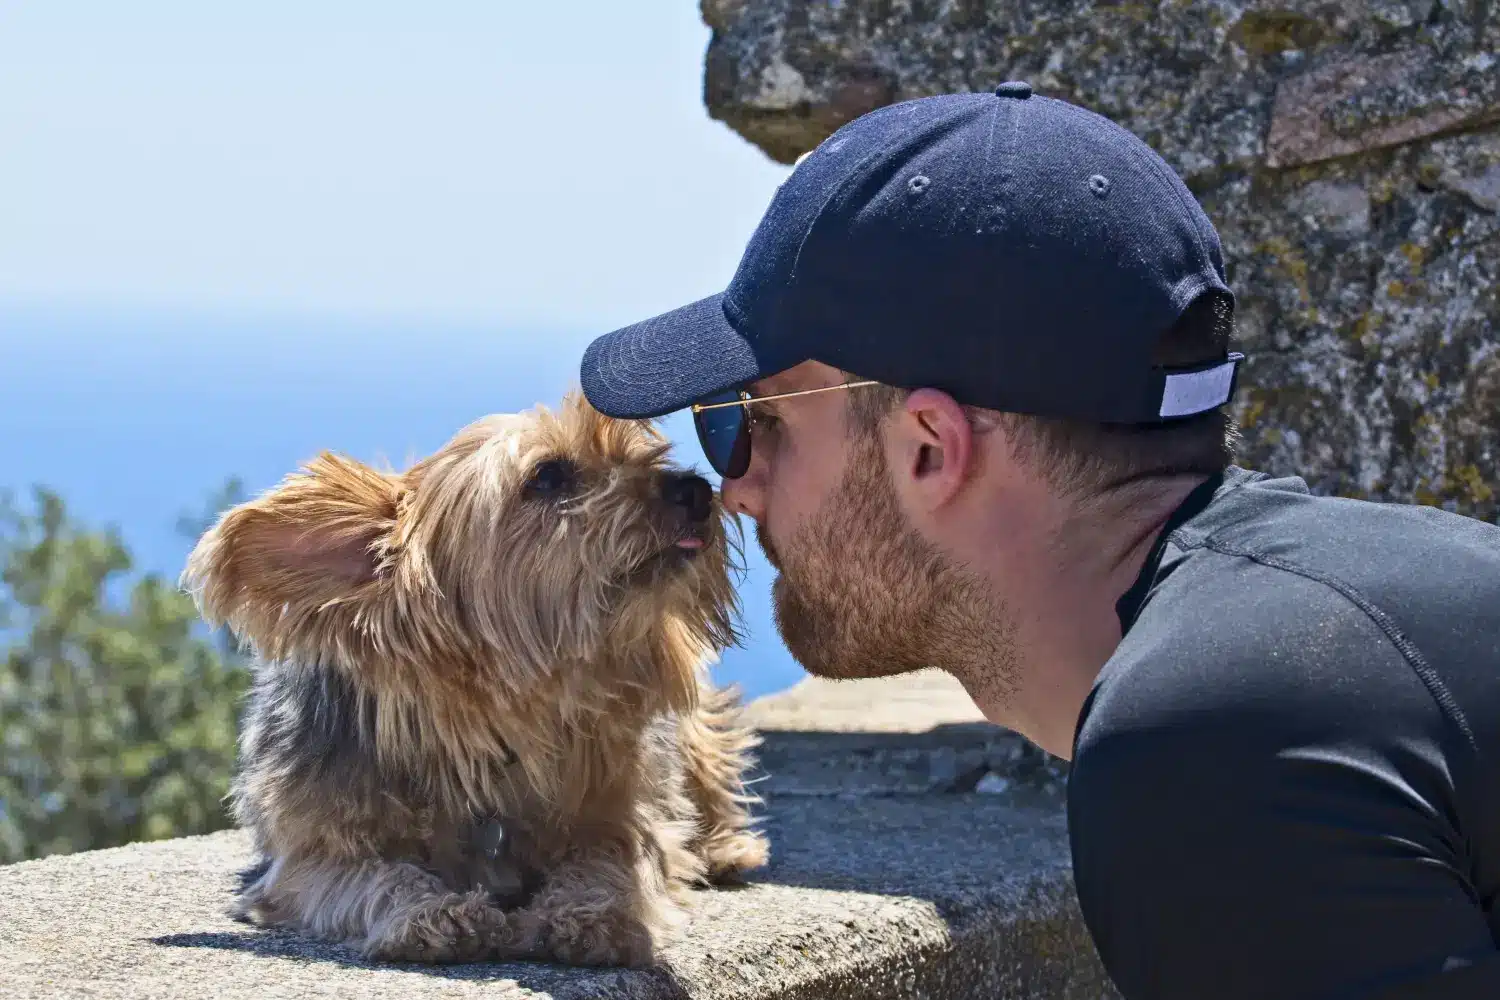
[580,294,767,419]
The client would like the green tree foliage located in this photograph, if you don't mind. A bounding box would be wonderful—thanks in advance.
[0,481,250,864]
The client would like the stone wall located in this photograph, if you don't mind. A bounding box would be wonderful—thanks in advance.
[701,0,1499,519]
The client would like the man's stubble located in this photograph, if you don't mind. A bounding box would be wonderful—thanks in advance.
[757,425,1019,702]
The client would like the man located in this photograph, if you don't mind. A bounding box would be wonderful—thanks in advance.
[578,83,1500,998]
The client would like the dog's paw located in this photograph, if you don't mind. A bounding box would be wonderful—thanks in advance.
[365,890,510,964]
[538,910,660,969]
[702,829,769,884]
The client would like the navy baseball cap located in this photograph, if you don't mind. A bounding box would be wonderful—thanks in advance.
[580,82,1241,425]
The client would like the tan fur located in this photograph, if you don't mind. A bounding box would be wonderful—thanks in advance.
[181,391,768,967]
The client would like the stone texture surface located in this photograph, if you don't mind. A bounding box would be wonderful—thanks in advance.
[742,667,986,732]
[700,0,1500,521]
[746,670,1069,801]
[0,672,1105,999]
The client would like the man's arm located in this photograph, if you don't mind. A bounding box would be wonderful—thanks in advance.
[1069,588,1499,999]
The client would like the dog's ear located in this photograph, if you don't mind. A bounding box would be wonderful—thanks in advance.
[181,452,403,648]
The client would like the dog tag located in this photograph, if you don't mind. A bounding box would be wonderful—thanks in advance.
[477,816,506,860]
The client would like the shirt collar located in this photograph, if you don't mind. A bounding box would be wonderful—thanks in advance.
[1113,470,1227,636]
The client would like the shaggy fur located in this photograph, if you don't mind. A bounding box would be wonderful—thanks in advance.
[181,391,769,967]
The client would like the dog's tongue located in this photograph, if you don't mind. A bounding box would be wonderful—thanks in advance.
[675,536,705,550]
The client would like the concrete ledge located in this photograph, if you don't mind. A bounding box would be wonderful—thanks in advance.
[0,673,1114,999]
[744,671,1070,804]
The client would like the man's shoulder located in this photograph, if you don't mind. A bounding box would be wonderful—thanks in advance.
[1179,467,1500,609]
[1066,470,1500,1000]
[1076,464,1500,779]
[1079,541,1427,760]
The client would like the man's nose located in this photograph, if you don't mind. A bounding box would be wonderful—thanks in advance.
[719,460,767,523]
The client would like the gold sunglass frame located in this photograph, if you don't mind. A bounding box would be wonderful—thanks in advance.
[689,380,879,413]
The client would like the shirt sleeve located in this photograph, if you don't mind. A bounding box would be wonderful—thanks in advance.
[1069,580,1500,999]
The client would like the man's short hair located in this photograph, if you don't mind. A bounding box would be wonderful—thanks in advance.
[846,292,1241,500]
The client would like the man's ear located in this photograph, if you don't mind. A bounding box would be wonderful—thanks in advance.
[180,453,403,651]
[890,388,976,510]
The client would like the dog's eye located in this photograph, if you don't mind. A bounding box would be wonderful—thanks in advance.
[526,459,575,497]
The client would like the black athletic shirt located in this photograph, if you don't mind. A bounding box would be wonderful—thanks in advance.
[1068,466,1500,999]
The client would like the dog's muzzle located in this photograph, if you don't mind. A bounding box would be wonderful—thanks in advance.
[661,473,713,524]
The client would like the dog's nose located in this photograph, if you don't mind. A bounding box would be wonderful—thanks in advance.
[661,474,714,524]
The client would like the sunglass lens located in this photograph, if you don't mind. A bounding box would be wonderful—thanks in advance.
[693,391,751,479]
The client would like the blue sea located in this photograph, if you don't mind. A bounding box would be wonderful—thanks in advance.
[0,301,807,701]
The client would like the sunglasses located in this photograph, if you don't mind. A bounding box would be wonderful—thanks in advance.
[690,380,878,479]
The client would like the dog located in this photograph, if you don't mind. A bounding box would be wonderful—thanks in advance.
[180,391,769,967]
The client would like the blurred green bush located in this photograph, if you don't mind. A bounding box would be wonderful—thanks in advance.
[0,481,249,864]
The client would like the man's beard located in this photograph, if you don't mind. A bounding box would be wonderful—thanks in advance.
[758,430,1018,696]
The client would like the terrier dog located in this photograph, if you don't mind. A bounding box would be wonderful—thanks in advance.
[181,391,769,967]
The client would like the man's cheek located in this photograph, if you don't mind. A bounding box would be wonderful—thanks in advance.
[754,519,783,571]
[756,485,797,569]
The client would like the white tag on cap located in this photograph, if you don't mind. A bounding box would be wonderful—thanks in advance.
[1159,359,1238,418]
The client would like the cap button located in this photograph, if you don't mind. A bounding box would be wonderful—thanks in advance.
[994,80,1033,99]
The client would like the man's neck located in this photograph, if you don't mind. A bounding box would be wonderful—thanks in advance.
[957,473,1210,759]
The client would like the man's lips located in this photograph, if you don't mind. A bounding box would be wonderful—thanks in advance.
[675,536,706,550]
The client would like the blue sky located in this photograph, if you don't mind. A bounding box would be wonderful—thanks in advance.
[0,2,809,698]
[0,2,788,326]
